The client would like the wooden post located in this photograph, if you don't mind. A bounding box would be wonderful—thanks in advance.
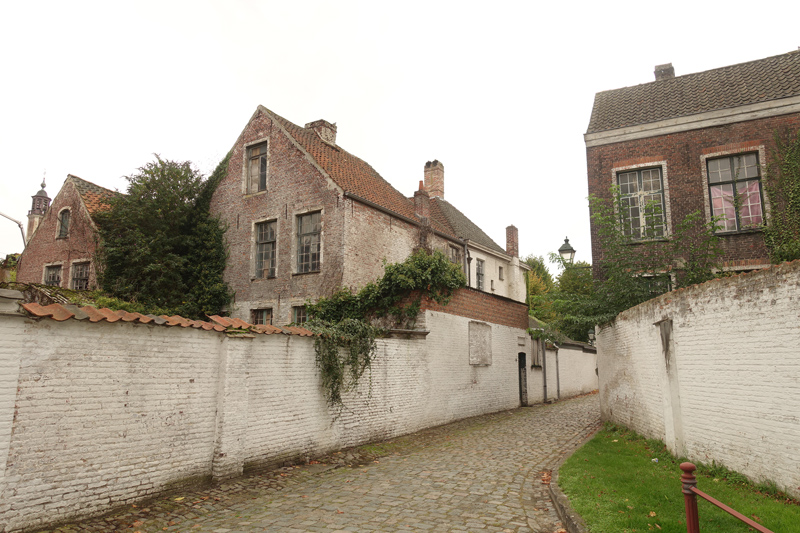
[680,462,700,533]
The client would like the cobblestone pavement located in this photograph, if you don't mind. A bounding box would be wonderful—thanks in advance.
[37,393,600,533]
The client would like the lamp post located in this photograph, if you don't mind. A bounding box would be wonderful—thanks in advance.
[558,237,575,265]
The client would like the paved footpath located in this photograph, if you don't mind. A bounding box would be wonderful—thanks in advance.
[37,394,600,533]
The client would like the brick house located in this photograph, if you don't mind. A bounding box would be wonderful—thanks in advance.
[585,50,800,273]
[17,175,116,290]
[210,106,528,325]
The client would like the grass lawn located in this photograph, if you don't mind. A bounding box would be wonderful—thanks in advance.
[558,424,800,532]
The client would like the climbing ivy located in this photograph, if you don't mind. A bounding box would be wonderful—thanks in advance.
[764,128,800,263]
[304,249,466,408]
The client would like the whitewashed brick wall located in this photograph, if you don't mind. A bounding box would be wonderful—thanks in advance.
[0,306,538,532]
[597,260,800,498]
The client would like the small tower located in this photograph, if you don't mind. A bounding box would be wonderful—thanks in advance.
[27,177,50,243]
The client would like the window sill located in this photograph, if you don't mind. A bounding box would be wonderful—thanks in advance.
[714,227,764,236]
[251,276,277,281]
[293,270,321,277]
[623,237,670,245]
[243,190,267,197]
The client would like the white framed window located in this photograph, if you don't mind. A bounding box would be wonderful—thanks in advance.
[612,160,672,241]
[706,153,764,232]
[475,259,485,290]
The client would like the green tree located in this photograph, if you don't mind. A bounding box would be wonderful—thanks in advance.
[531,190,723,343]
[764,128,800,263]
[95,154,232,318]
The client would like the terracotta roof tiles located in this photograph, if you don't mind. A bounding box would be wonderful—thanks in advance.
[67,174,119,216]
[20,303,310,336]
[263,108,454,236]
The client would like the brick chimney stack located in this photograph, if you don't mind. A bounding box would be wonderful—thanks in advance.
[414,180,430,220]
[424,160,444,199]
[654,63,675,81]
[506,225,519,258]
[305,119,337,144]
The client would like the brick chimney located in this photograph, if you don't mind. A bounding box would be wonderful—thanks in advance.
[424,160,444,199]
[414,180,430,220]
[654,63,675,81]
[506,225,518,258]
[305,119,337,144]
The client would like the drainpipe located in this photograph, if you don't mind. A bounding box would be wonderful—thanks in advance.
[464,241,472,287]
[540,335,547,403]
[555,344,561,400]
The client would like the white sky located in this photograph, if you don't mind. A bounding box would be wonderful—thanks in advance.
[1,0,798,273]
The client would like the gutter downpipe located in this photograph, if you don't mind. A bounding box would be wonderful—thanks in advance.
[463,240,471,287]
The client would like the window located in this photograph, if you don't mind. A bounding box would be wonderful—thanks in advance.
[448,245,462,265]
[498,266,504,280]
[247,142,268,193]
[255,221,276,278]
[45,265,62,286]
[707,153,764,232]
[296,212,321,273]
[71,262,90,291]
[617,168,666,239]
[251,308,273,325]
[468,321,492,365]
[476,259,485,290]
[292,306,308,324]
[57,209,70,238]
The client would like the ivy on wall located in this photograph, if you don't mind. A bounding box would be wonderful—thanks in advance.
[304,249,466,408]
[764,129,800,263]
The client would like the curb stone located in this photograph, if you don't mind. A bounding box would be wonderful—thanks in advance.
[547,422,602,533]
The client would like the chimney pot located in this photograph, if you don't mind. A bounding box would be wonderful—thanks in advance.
[654,63,675,81]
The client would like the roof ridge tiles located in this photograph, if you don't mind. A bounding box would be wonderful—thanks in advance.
[18,304,313,336]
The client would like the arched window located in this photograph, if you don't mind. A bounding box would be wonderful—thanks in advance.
[57,209,70,238]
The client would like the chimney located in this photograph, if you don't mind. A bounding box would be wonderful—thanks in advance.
[424,160,444,199]
[305,119,337,144]
[27,178,50,243]
[654,63,675,81]
[506,225,518,258]
[414,180,430,220]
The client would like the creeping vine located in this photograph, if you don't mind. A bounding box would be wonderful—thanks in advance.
[304,249,466,409]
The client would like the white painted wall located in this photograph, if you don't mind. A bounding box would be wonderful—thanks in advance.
[0,306,532,532]
[597,260,800,499]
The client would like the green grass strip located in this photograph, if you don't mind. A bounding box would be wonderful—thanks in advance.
[558,423,800,532]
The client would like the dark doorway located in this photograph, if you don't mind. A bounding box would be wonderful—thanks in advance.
[518,352,528,406]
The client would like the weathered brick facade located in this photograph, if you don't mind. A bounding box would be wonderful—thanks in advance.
[586,51,800,272]
[587,113,800,267]
[211,107,528,324]
[16,176,112,290]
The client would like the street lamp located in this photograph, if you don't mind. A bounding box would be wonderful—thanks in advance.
[558,237,575,264]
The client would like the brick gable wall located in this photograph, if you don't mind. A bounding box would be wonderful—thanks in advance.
[17,181,100,289]
[587,113,800,269]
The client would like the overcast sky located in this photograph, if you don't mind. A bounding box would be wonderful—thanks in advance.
[1,1,798,275]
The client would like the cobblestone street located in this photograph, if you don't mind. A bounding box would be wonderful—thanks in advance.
[36,394,600,533]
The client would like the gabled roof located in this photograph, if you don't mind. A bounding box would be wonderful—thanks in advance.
[430,198,506,255]
[260,107,453,236]
[66,174,118,216]
[587,50,800,134]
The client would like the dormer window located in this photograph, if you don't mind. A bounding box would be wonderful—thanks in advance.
[57,209,70,238]
[247,142,268,193]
